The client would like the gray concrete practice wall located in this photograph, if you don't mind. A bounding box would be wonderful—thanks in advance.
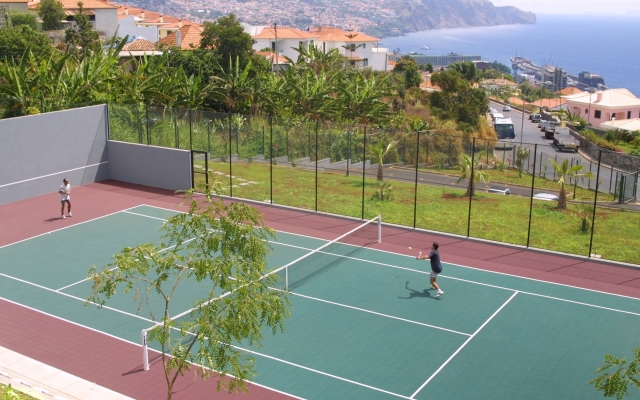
[0,105,109,205]
[106,141,192,191]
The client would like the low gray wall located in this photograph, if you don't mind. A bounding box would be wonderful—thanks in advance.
[569,129,640,172]
[107,141,192,191]
[0,105,109,205]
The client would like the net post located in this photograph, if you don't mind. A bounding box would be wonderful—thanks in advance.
[142,329,149,371]
[377,215,381,243]
[285,266,289,291]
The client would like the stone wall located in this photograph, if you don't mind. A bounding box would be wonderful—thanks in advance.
[569,128,640,172]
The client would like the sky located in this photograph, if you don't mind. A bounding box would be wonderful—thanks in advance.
[489,0,640,14]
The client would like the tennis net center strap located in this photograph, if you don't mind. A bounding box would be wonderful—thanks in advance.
[271,214,381,291]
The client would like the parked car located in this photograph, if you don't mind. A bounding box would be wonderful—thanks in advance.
[531,114,542,122]
[542,121,560,133]
[503,105,511,112]
[553,128,579,152]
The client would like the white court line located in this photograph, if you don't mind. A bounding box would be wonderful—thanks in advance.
[410,291,519,399]
[284,290,471,336]
[232,344,410,399]
[122,210,171,222]
[56,266,118,292]
[0,162,108,189]
[0,205,142,250]
[266,240,640,317]
[0,272,151,323]
[0,296,305,400]
[2,270,395,399]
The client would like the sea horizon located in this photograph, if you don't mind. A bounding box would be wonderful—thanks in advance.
[381,14,640,96]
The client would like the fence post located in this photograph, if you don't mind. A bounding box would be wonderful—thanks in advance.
[609,165,613,193]
[228,113,232,197]
[145,104,150,145]
[174,110,179,149]
[527,144,538,248]
[315,121,319,212]
[269,116,273,204]
[188,109,193,150]
[361,126,367,220]
[588,150,602,258]
[346,130,351,177]
[207,119,211,153]
[467,137,475,238]
[413,131,420,229]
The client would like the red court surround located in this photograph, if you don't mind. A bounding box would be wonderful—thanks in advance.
[1,180,639,398]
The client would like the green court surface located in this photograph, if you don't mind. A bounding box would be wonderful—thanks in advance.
[1,205,639,399]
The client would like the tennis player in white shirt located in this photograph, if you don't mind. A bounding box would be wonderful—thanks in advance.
[59,178,72,219]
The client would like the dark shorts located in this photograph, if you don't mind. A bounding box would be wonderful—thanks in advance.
[61,199,70,204]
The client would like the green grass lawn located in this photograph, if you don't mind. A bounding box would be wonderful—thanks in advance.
[0,384,37,400]
[194,161,639,265]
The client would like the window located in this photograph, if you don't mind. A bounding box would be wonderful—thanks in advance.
[299,41,303,48]
[362,43,366,49]
[271,41,276,51]
[363,58,368,66]
[628,111,632,119]
[594,110,601,119]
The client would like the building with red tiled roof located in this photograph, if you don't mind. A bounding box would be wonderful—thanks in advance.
[256,50,291,72]
[28,0,118,36]
[118,37,163,71]
[249,24,390,72]
[0,0,29,11]
[157,24,203,50]
[116,5,195,42]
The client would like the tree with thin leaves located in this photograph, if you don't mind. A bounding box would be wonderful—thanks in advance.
[514,146,529,178]
[549,158,594,209]
[368,136,397,181]
[37,0,65,31]
[87,191,290,399]
[64,1,100,59]
[589,347,640,400]
[456,153,488,197]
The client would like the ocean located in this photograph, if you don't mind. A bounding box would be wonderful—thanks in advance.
[381,14,640,96]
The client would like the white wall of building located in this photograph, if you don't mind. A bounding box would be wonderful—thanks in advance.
[94,8,118,38]
[117,15,159,42]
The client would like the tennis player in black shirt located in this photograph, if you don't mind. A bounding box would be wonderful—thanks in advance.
[417,242,444,298]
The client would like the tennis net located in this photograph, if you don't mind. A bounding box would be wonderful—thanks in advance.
[140,215,381,370]
[272,215,381,291]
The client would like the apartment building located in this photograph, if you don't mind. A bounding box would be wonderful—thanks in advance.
[250,25,389,71]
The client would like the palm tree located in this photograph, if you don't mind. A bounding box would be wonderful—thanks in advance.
[368,137,397,181]
[549,158,594,209]
[342,31,364,68]
[456,153,488,197]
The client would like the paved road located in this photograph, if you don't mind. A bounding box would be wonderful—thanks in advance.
[490,101,626,196]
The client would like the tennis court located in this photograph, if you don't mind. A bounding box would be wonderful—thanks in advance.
[1,203,640,399]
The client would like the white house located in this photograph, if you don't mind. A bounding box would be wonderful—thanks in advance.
[307,26,388,71]
[250,25,390,71]
[0,0,28,12]
[116,13,159,42]
[600,118,640,132]
[251,26,319,63]
[28,0,118,37]
[563,88,640,128]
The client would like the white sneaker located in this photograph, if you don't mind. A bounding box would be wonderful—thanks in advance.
[436,291,444,298]
[67,212,72,217]
[62,215,66,219]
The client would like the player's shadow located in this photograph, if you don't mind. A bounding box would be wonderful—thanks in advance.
[399,281,436,300]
